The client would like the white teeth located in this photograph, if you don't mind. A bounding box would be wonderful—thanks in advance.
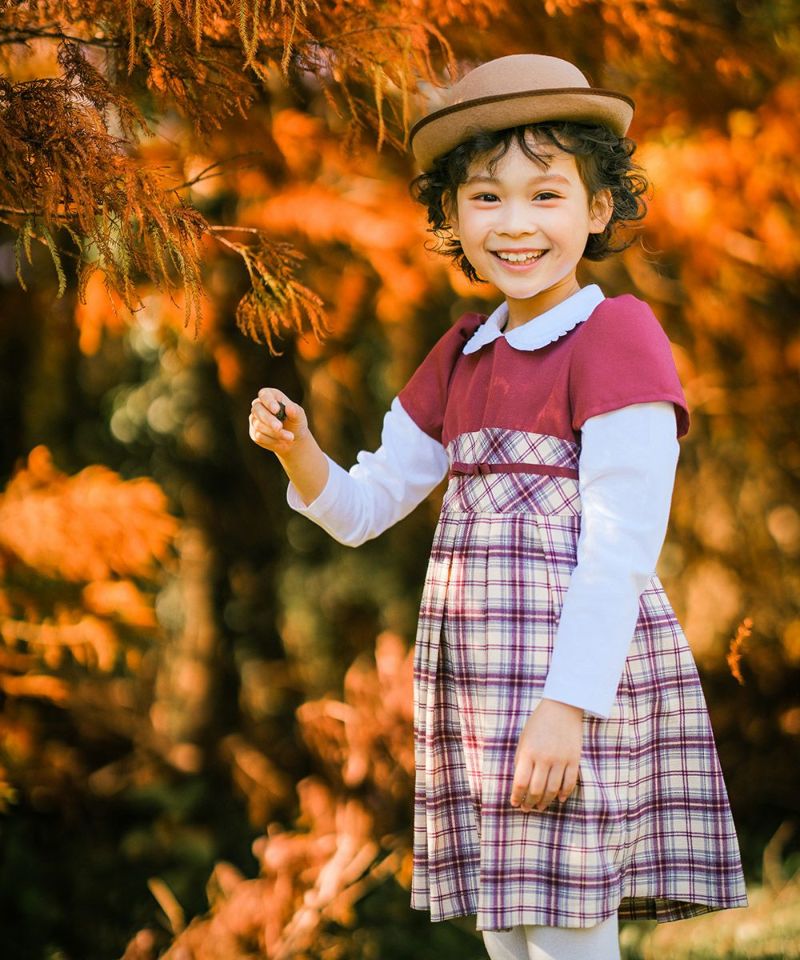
[495,250,546,263]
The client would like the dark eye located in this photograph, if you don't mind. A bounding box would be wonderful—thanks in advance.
[472,192,499,202]
[534,191,559,201]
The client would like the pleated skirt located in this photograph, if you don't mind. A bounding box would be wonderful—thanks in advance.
[410,427,749,931]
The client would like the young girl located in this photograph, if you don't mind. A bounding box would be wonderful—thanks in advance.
[249,54,749,960]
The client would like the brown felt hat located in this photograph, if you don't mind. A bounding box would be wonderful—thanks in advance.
[410,54,634,171]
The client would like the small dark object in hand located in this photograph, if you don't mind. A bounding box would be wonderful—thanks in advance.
[276,401,287,422]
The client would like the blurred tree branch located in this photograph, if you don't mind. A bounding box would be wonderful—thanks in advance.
[0,0,458,351]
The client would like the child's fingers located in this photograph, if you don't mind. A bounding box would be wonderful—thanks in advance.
[558,762,580,803]
[250,394,299,437]
[257,386,287,409]
[252,392,282,422]
[519,764,548,812]
[520,763,544,813]
[248,405,294,447]
[532,765,566,811]
[254,389,304,428]
[510,755,534,808]
[256,388,297,418]
[272,397,304,425]
[516,762,565,812]
[251,399,291,435]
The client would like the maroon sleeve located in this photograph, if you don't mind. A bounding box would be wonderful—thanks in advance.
[397,312,485,443]
[569,295,690,438]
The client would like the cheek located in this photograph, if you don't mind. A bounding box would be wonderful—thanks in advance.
[456,209,489,246]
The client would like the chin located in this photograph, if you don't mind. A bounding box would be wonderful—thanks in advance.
[496,280,552,299]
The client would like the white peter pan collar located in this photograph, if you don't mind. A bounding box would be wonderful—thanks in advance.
[462,283,606,355]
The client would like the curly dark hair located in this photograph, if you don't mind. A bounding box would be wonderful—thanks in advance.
[409,121,650,283]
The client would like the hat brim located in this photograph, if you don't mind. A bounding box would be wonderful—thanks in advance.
[410,88,634,171]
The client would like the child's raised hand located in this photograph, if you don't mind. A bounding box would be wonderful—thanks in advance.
[249,388,308,456]
[510,698,583,813]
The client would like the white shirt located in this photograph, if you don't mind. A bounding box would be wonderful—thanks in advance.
[286,285,681,720]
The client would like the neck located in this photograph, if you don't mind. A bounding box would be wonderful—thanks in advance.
[503,276,582,331]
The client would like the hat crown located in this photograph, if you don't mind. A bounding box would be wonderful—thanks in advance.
[409,52,634,171]
[446,55,592,108]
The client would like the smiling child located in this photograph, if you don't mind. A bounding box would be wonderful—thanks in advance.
[249,54,749,960]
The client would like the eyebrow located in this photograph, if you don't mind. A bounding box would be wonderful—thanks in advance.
[463,173,571,187]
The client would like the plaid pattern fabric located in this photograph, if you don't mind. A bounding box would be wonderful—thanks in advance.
[411,427,749,931]
[450,427,580,476]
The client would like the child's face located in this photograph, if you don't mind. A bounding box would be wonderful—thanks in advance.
[450,133,613,326]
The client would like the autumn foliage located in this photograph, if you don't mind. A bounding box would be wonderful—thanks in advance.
[0,2,799,959]
[120,631,416,960]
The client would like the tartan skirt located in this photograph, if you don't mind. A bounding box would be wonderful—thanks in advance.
[410,427,749,931]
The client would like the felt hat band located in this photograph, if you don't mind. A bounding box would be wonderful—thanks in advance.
[410,54,634,171]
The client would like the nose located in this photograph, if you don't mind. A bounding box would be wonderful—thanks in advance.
[496,198,537,237]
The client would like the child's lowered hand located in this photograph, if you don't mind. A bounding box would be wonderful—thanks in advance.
[249,388,308,456]
[510,698,583,813]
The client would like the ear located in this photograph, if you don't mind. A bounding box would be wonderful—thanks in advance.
[588,188,614,234]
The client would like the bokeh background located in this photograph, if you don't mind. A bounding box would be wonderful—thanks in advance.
[0,2,798,958]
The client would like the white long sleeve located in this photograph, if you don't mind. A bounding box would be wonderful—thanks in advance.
[285,396,449,546]
[541,401,680,719]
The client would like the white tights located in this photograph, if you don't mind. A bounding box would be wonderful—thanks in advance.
[481,911,620,960]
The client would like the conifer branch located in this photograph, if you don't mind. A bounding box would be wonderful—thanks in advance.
[210,230,330,355]
[0,4,458,352]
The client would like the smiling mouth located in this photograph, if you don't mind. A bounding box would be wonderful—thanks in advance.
[492,250,547,264]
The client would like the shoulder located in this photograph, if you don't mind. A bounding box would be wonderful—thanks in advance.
[581,293,667,336]
[397,312,485,441]
[585,292,660,324]
[441,311,487,348]
[573,293,675,356]
[457,310,488,335]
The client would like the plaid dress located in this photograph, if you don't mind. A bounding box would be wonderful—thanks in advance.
[398,295,749,931]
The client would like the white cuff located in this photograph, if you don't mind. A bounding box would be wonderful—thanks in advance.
[286,453,351,522]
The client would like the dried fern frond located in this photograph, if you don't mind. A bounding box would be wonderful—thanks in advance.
[212,230,329,354]
[56,36,151,142]
[0,44,214,334]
